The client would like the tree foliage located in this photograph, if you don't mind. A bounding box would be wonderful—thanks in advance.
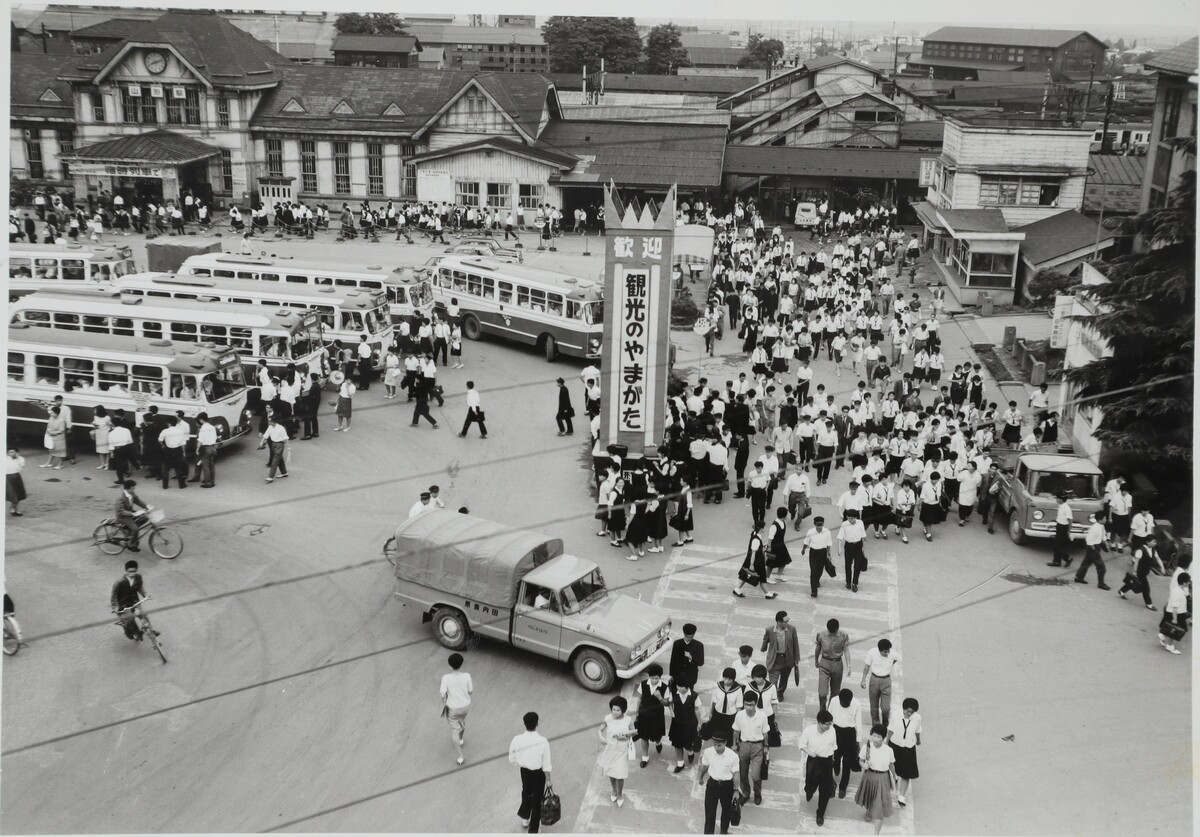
[738,33,784,69]
[334,13,407,35]
[644,23,691,75]
[542,16,643,74]
[1027,268,1079,306]
[1065,172,1195,468]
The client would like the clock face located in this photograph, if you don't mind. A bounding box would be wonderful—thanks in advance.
[144,51,167,74]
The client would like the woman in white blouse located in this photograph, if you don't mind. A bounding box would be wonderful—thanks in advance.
[856,723,897,834]
[596,695,635,807]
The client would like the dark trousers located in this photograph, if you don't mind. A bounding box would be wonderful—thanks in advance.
[979,495,997,532]
[833,726,858,795]
[749,488,767,528]
[1052,523,1072,565]
[703,778,735,834]
[834,442,849,468]
[804,755,835,818]
[809,548,829,597]
[1075,546,1106,584]
[517,767,545,833]
[1120,558,1155,605]
[267,440,288,479]
[433,338,449,366]
[412,401,437,427]
[770,665,791,698]
[302,413,319,438]
[161,449,187,488]
[357,357,372,389]
[111,446,130,483]
[844,541,864,587]
[555,410,574,433]
[815,446,834,482]
[461,408,487,437]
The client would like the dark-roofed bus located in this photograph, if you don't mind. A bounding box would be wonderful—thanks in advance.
[7,244,138,300]
[427,255,603,361]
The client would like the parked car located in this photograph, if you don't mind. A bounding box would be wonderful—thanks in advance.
[445,236,522,263]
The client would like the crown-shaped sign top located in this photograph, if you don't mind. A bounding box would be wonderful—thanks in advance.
[604,181,677,231]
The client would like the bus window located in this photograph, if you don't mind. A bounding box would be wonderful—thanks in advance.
[286,275,307,284]
[318,311,336,330]
[214,269,235,278]
[361,280,382,290]
[142,322,164,340]
[517,286,530,307]
[229,327,253,353]
[481,277,495,299]
[547,293,564,317]
[566,301,583,320]
[113,260,132,278]
[237,271,259,280]
[63,357,96,390]
[83,315,109,334]
[62,259,86,281]
[23,310,50,323]
[34,355,60,385]
[201,324,228,341]
[170,374,200,400]
[10,258,32,278]
[260,273,280,282]
[364,308,386,334]
[52,313,81,330]
[334,278,357,287]
[7,352,25,383]
[35,259,59,280]
[132,364,164,395]
[584,301,604,325]
[148,291,171,298]
[528,288,547,312]
[112,317,134,336]
[91,263,111,281]
[342,311,365,331]
[498,281,513,304]
[202,364,245,401]
[452,271,468,292]
[390,286,408,305]
[190,268,212,277]
[98,361,128,392]
[314,276,332,286]
[260,335,289,357]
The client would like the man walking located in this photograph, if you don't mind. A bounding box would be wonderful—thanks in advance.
[838,508,867,593]
[457,381,488,439]
[798,710,837,827]
[554,378,575,436]
[860,638,899,727]
[801,517,834,599]
[814,618,850,713]
[107,410,134,484]
[262,415,290,483]
[977,462,1000,534]
[356,335,373,390]
[761,610,799,702]
[830,689,862,799]
[698,734,740,834]
[669,623,705,689]
[410,379,439,429]
[731,697,770,806]
[157,416,189,489]
[508,711,552,833]
[1074,513,1112,589]
[440,653,473,766]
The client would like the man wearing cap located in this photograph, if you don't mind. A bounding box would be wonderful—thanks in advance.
[731,690,771,806]
[801,517,834,599]
[813,618,851,713]
[698,733,740,834]
[838,509,868,593]
[669,623,705,689]
[429,485,447,510]
[409,491,433,519]
[761,610,800,701]
[554,378,575,436]
[798,709,838,827]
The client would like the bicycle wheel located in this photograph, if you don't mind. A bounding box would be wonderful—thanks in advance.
[93,523,126,555]
[3,623,19,656]
[149,527,184,560]
[141,616,167,664]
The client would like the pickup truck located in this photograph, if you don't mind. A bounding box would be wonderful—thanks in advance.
[388,510,672,691]
[993,449,1105,544]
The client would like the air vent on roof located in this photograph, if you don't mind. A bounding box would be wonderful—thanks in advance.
[332,99,356,115]
[282,97,306,113]
[382,102,404,116]
[38,88,62,103]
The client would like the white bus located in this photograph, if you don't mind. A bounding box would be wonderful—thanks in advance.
[112,273,392,369]
[428,256,604,361]
[175,252,434,325]
[7,324,252,447]
[8,244,138,299]
[10,290,329,383]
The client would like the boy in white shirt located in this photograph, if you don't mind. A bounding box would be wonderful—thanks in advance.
[440,653,474,765]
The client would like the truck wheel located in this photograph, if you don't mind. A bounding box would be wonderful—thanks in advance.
[572,648,616,692]
[1007,513,1026,545]
[543,335,558,362]
[431,607,470,650]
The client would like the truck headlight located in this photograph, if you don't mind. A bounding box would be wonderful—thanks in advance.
[590,339,600,350]
[1032,510,1044,521]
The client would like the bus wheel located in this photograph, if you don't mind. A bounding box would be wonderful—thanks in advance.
[543,335,558,362]
[461,314,482,341]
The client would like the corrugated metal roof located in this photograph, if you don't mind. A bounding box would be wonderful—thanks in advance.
[1016,210,1113,264]
[10,53,75,121]
[62,129,222,164]
[331,34,420,54]
[923,26,1098,49]
[549,72,749,95]
[899,121,946,143]
[561,105,732,125]
[722,145,929,179]
[1087,153,1147,187]
[1144,37,1199,76]
[405,24,544,46]
[686,47,748,66]
[937,207,1010,233]
[1083,154,1147,214]
[537,120,726,188]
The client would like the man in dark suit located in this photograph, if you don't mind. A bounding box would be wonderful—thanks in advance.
[669,623,705,689]
[110,559,149,640]
[554,378,574,436]
[761,610,800,701]
[832,406,854,470]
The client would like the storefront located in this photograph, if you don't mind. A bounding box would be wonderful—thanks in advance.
[59,129,221,207]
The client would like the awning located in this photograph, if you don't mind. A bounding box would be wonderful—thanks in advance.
[60,129,222,166]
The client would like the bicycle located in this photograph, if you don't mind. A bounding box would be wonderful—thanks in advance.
[114,597,167,663]
[3,614,25,656]
[93,508,184,559]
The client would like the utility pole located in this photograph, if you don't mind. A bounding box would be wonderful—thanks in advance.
[1083,60,1096,118]
[1040,66,1052,119]
[40,23,48,54]
[1099,82,1115,153]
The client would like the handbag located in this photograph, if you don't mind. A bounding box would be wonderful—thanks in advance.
[1122,572,1144,594]
[699,719,712,741]
[856,552,869,573]
[476,409,486,422]
[540,785,562,827]
[729,793,742,827]
[824,556,838,578]
[627,739,638,761]
[760,754,770,781]
[43,433,53,450]
[738,566,760,585]
[1159,614,1188,641]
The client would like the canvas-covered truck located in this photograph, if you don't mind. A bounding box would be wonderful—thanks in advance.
[994,451,1105,545]
[388,511,672,691]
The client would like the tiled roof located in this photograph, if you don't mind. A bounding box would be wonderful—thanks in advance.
[59,11,287,89]
[686,47,747,66]
[405,24,544,46]
[1144,37,1199,76]
[331,34,421,54]
[548,72,749,95]
[407,137,577,168]
[1083,154,1147,214]
[537,120,727,188]
[722,146,930,180]
[11,53,75,121]
[70,18,148,39]
[922,26,1098,49]
[560,105,732,126]
[25,5,164,34]
[251,65,554,140]
[1016,210,1113,264]
[61,129,222,164]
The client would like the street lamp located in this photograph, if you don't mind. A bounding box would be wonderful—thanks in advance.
[1086,165,1109,258]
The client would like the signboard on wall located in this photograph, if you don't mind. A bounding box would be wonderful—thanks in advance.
[918,158,938,188]
[417,169,454,204]
[1050,295,1073,349]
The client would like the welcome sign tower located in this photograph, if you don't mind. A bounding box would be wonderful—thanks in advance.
[598,182,676,464]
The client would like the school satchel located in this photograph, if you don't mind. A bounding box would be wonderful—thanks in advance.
[856,552,869,573]
[1159,615,1188,642]
[760,753,770,781]
[768,726,783,748]
[540,785,562,827]
[1122,572,1144,594]
[729,793,742,827]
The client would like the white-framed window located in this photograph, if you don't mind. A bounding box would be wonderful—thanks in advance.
[518,183,543,209]
[486,182,510,208]
[456,181,480,207]
[367,143,384,196]
[978,176,1062,207]
[333,142,351,195]
[265,138,284,178]
[300,141,317,193]
[216,97,230,128]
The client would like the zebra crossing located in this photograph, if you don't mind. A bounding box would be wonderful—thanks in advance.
[573,541,915,835]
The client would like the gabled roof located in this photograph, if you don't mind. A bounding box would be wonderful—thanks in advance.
[804,54,884,77]
[679,32,736,49]
[60,129,223,164]
[537,120,726,188]
[734,77,898,138]
[406,137,577,169]
[923,26,1101,49]
[1016,210,1113,264]
[1083,154,1146,215]
[1144,37,1199,76]
[58,11,287,90]
[331,34,421,54]
[11,53,75,122]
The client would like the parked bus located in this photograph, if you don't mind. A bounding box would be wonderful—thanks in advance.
[112,273,392,369]
[9,290,329,384]
[7,244,138,299]
[428,256,604,361]
[175,252,434,325]
[7,324,252,447]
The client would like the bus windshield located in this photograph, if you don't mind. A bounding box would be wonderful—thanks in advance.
[292,317,324,359]
[113,260,134,278]
[202,364,246,402]
[410,280,434,310]
[584,301,604,325]
[343,308,387,334]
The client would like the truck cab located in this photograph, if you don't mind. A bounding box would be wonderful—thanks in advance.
[996,453,1105,544]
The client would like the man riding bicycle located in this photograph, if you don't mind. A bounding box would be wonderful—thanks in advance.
[111,560,149,641]
[116,479,149,551]
[3,592,21,645]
